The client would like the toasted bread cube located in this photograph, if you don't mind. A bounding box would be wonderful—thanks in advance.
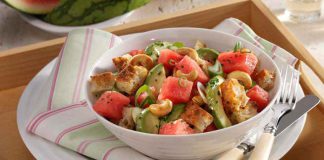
[112,54,132,71]
[230,101,258,124]
[119,107,135,129]
[90,72,116,97]
[220,78,249,114]
[181,102,213,132]
[255,69,275,91]
[116,65,148,95]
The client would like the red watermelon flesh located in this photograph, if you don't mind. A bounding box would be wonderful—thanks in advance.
[158,76,193,104]
[5,0,60,14]
[158,49,184,70]
[175,56,209,84]
[159,119,195,135]
[246,85,270,112]
[93,91,130,121]
[218,51,258,75]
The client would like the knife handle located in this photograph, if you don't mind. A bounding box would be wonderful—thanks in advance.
[249,132,275,160]
[218,147,244,160]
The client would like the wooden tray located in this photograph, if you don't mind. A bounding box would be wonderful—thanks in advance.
[0,0,323,159]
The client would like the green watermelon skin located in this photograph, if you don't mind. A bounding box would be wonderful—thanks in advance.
[43,0,151,26]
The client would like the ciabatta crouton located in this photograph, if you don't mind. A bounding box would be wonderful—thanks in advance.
[115,65,148,95]
[181,102,213,132]
[112,54,132,71]
[90,72,116,97]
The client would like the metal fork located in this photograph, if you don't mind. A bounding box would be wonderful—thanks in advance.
[248,65,300,160]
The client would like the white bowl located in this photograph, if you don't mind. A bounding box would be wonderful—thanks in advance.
[84,28,281,160]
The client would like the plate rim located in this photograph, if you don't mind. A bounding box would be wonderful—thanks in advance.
[18,11,134,34]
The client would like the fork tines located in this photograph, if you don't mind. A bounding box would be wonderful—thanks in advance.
[276,65,300,110]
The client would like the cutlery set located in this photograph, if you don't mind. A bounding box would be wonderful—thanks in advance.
[219,66,320,160]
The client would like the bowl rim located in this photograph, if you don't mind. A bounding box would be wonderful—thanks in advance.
[84,27,282,138]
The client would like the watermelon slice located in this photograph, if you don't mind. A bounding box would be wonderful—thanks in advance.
[218,51,258,75]
[93,91,130,121]
[175,56,209,84]
[158,77,193,104]
[4,0,60,14]
[159,119,195,135]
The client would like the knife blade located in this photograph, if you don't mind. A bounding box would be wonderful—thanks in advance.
[275,95,320,136]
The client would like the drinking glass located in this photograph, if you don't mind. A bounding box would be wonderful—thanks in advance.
[285,0,322,22]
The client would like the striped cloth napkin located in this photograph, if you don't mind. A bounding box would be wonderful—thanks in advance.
[26,18,297,160]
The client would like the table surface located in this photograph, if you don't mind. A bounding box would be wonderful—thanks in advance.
[0,0,323,160]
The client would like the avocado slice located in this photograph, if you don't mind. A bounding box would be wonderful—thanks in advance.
[197,48,219,63]
[160,103,186,127]
[166,104,186,122]
[145,64,166,92]
[131,107,143,123]
[206,76,232,128]
[136,108,160,134]
[144,41,184,62]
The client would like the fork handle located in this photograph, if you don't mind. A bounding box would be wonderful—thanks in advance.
[218,141,254,160]
[248,132,275,160]
[218,147,244,160]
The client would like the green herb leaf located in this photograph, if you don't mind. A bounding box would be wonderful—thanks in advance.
[172,42,185,48]
[233,41,242,52]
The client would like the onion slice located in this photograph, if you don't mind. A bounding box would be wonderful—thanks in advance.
[197,82,208,104]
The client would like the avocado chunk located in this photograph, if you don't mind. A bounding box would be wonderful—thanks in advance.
[197,48,219,63]
[160,103,186,126]
[136,108,160,134]
[166,104,186,122]
[206,76,232,128]
[144,41,184,62]
[145,64,166,92]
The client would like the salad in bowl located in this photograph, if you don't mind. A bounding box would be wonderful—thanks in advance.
[89,40,275,134]
[85,28,281,160]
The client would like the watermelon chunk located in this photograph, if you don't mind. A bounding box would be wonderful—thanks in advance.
[175,56,209,84]
[158,77,193,104]
[4,0,59,14]
[246,85,270,112]
[218,51,258,75]
[204,123,217,132]
[93,91,130,121]
[159,119,195,135]
[158,49,184,69]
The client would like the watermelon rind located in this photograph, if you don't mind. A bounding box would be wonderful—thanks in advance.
[3,0,59,15]
[43,0,151,26]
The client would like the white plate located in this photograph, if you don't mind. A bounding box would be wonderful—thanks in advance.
[19,12,133,35]
[17,37,306,160]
